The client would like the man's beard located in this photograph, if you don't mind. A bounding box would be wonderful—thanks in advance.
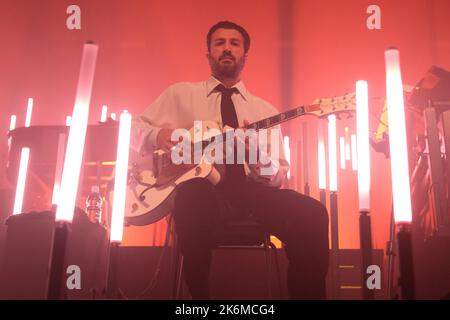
[210,55,245,79]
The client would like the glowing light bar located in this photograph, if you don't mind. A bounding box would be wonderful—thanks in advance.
[385,48,412,223]
[66,116,72,126]
[345,127,351,160]
[25,98,33,127]
[8,115,17,152]
[9,115,17,131]
[110,112,116,121]
[351,135,358,171]
[339,137,346,169]
[100,105,108,122]
[318,140,327,190]
[56,42,98,222]
[13,148,30,215]
[356,81,370,211]
[110,111,132,243]
[52,134,66,206]
[318,121,327,190]
[328,115,338,192]
[302,123,309,184]
[345,143,351,161]
[283,136,291,179]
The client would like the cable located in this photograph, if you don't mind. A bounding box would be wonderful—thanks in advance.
[132,215,174,299]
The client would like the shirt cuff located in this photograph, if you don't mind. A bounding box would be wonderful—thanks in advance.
[146,127,162,152]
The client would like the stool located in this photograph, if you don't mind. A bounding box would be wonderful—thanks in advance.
[171,219,283,299]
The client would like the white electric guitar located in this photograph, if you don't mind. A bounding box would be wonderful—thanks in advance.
[108,93,356,226]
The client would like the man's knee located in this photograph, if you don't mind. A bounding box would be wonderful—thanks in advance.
[311,198,329,228]
[173,178,217,223]
[175,178,215,203]
[288,192,329,232]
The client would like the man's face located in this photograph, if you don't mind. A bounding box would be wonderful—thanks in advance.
[207,28,247,79]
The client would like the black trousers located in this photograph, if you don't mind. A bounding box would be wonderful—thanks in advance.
[173,178,329,300]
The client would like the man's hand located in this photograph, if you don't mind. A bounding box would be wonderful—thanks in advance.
[156,128,175,152]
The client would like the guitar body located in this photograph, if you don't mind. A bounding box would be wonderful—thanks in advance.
[122,120,223,226]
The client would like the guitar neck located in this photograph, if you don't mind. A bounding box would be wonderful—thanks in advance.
[157,103,325,168]
[245,104,319,130]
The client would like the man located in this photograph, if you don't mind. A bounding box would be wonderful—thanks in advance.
[131,21,329,299]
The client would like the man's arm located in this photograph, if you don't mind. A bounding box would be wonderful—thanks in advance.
[245,124,289,188]
[131,85,180,156]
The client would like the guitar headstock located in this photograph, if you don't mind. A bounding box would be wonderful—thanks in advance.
[304,92,356,119]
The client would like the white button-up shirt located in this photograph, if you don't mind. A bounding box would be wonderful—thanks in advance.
[131,76,289,187]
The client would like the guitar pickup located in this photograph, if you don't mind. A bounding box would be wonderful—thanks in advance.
[153,150,165,178]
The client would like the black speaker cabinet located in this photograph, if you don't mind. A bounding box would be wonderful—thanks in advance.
[0,210,109,299]
[1,210,386,300]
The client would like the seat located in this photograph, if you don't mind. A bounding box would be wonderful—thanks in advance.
[171,219,283,299]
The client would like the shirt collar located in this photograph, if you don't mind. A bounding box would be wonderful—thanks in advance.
[206,76,248,101]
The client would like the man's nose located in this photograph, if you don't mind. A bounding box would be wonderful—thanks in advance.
[223,41,232,51]
[223,47,232,55]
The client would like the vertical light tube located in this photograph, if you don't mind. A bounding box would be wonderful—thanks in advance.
[56,42,98,222]
[318,125,327,206]
[351,134,358,171]
[25,98,33,127]
[318,142,327,189]
[110,111,132,243]
[101,105,108,122]
[339,137,346,169]
[318,134,327,190]
[302,123,310,196]
[9,115,17,131]
[356,81,375,300]
[66,116,72,126]
[356,81,370,210]
[328,115,338,192]
[345,127,351,160]
[385,48,412,223]
[284,136,291,180]
[8,115,17,151]
[13,148,30,215]
[52,134,66,206]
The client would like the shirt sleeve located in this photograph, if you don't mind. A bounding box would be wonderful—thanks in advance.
[130,85,177,156]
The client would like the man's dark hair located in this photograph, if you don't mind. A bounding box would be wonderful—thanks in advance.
[207,21,251,53]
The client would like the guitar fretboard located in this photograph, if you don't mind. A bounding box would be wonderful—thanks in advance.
[245,105,310,130]
[157,103,322,169]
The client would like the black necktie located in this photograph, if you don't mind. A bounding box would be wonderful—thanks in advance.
[217,84,246,184]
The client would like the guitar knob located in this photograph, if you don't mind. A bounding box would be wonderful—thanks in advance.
[132,203,138,213]
[195,166,202,176]
[139,195,146,201]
